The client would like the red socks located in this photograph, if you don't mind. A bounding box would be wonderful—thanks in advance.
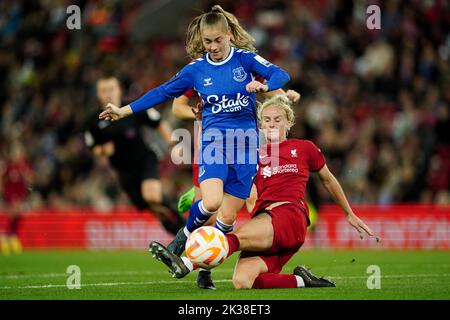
[252,273,297,289]
[225,233,240,257]
[225,234,298,289]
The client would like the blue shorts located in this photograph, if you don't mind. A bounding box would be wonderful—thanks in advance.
[198,138,258,199]
[198,162,257,199]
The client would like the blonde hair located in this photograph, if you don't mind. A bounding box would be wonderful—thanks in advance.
[186,5,256,58]
[258,95,296,130]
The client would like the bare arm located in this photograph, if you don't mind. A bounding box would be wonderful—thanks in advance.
[99,103,133,121]
[317,164,379,240]
[172,95,196,120]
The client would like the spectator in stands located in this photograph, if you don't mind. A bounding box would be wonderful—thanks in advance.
[0,0,449,217]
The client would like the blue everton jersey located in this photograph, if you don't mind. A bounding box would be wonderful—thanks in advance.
[130,47,290,136]
[184,47,276,133]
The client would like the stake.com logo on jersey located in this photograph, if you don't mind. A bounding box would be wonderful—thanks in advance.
[206,93,250,114]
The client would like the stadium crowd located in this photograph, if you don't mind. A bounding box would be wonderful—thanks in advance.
[1,0,449,214]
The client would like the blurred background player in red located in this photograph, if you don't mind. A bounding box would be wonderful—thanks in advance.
[1,142,33,255]
[84,75,185,235]
[154,94,378,288]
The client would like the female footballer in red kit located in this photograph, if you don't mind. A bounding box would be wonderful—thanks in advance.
[228,95,379,289]
[157,94,379,289]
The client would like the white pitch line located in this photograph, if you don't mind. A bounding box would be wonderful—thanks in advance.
[329,274,450,279]
[1,273,449,290]
[0,269,235,280]
[2,264,449,280]
[0,271,154,279]
[0,279,232,290]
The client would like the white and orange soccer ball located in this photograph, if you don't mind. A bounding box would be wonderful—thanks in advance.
[185,226,229,269]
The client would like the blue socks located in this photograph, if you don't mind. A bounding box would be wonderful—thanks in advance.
[215,217,234,234]
[182,200,234,237]
[183,200,215,236]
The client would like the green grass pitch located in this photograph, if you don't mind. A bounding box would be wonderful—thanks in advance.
[0,249,449,300]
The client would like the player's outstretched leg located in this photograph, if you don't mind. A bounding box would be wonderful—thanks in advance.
[167,199,215,256]
[150,240,217,290]
[167,227,188,256]
[149,241,191,278]
[293,266,336,288]
[249,266,336,289]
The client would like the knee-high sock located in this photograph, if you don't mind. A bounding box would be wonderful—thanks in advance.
[252,273,303,289]
[184,200,215,235]
[225,233,240,257]
[215,217,234,234]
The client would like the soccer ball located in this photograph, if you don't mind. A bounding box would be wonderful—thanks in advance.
[185,226,229,269]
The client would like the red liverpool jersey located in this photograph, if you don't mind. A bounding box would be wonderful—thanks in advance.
[252,139,326,224]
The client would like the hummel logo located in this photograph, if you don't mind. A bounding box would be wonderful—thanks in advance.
[194,218,206,225]
[199,166,206,178]
[203,78,213,86]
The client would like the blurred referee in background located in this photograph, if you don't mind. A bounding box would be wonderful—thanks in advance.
[84,75,185,235]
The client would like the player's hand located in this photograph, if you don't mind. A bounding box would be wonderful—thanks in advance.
[286,89,301,103]
[246,81,268,93]
[347,213,380,242]
[191,102,202,121]
[99,103,125,121]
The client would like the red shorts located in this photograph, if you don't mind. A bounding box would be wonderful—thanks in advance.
[240,204,307,273]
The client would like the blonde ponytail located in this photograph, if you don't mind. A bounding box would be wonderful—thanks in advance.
[185,5,256,58]
[185,15,204,58]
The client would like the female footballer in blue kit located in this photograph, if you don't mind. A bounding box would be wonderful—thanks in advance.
[99,5,290,276]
